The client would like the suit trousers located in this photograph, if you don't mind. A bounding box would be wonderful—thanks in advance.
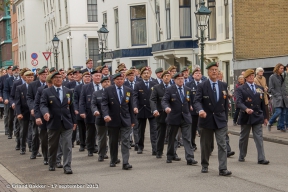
[239,124,266,161]
[137,118,157,152]
[39,128,48,160]
[200,127,228,170]
[8,107,14,136]
[48,125,72,169]
[27,121,32,148]
[77,120,86,148]
[156,122,167,155]
[108,126,130,165]
[131,117,139,144]
[86,123,96,152]
[4,104,9,133]
[167,119,194,161]
[96,124,107,157]
[14,116,20,142]
[31,121,40,155]
[56,135,63,164]
[19,119,30,151]
[191,115,199,148]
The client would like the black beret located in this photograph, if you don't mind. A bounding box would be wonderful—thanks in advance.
[100,76,110,83]
[38,68,46,74]
[173,72,184,79]
[206,62,219,69]
[155,67,163,74]
[12,66,19,71]
[113,72,124,79]
[51,71,61,79]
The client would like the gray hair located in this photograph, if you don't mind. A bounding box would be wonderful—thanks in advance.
[255,67,264,75]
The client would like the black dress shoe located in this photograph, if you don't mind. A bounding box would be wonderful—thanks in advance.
[20,150,25,155]
[79,147,85,152]
[201,167,208,173]
[37,152,42,157]
[49,166,55,171]
[187,159,198,165]
[130,143,135,147]
[166,159,172,163]
[134,144,138,151]
[152,151,156,156]
[137,148,143,154]
[227,151,235,157]
[76,140,80,145]
[172,157,181,161]
[258,160,270,165]
[64,168,73,174]
[29,148,32,152]
[156,155,162,158]
[30,155,36,159]
[5,131,8,135]
[122,163,132,170]
[43,161,48,165]
[219,169,232,176]
[238,158,245,162]
[8,135,12,139]
[104,155,109,159]
[56,163,63,168]
[88,152,93,156]
[98,156,104,162]
[15,145,20,150]
[93,148,98,153]
[115,159,121,164]
[110,163,116,167]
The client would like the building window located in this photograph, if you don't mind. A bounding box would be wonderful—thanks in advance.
[103,12,108,48]
[179,0,191,38]
[208,0,216,40]
[13,4,16,14]
[65,0,68,24]
[224,0,229,39]
[88,38,99,68]
[58,0,62,27]
[155,0,160,41]
[114,9,119,48]
[165,0,171,39]
[87,0,97,22]
[67,39,71,67]
[132,60,148,69]
[130,5,147,46]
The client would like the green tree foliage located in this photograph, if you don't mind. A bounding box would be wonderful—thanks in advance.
[0,0,11,11]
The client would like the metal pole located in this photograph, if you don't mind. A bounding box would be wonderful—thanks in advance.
[55,49,58,70]
[200,29,205,75]
[101,42,104,66]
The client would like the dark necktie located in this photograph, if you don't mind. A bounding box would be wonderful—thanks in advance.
[251,84,256,94]
[118,87,123,102]
[165,84,168,89]
[145,81,149,89]
[56,88,61,103]
[42,83,45,86]
[96,84,99,91]
[185,79,188,84]
[130,82,133,89]
[197,81,199,85]
[160,80,163,84]
[212,83,217,102]
[178,87,185,102]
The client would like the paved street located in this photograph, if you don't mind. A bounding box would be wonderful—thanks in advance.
[0,119,288,192]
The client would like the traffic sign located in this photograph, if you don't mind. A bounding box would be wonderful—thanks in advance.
[31,60,38,66]
[42,52,52,61]
[31,53,38,60]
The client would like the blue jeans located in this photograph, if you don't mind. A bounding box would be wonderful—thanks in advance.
[283,108,288,128]
[269,107,285,130]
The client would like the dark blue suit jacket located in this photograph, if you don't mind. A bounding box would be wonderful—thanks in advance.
[3,76,17,106]
[91,89,105,126]
[0,74,9,97]
[149,83,167,123]
[79,82,96,124]
[27,80,42,120]
[101,85,135,127]
[186,80,201,116]
[236,83,267,125]
[10,79,23,106]
[161,85,192,125]
[73,84,84,121]
[40,87,76,130]
[34,86,47,129]
[193,80,229,129]
[15,84,30,120]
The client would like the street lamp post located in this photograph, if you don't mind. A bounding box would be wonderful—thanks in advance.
[97,24,109,66]
[195,0,211,75]
[52,34,60,70]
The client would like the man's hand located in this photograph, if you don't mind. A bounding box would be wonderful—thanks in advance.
[134,108,138,114]
[17,114,23,120]
[245,108,253,114]
[165,107,171,114]
[199,110,207,118]
[80,114,86,119]
[44,113,50,121]
[73,124,77,130]
[31,109,34,116]
[190,106,193,111]
[104,116,111,122]
[131,124,135,127]
[75,110,79,115]
[94,111,100,116]
[264,119,268,126]
[4,99,8,104]
[153,110,160,117]
[0,97,3,102]
[35,118,43,126]
[12,103,15,109]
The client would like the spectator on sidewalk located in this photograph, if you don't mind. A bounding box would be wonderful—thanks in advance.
[267,63,287,132]
[254,67,270,120]
[233,75,245,126]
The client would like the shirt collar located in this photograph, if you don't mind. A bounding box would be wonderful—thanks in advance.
[209,79,218,85]
[246,82,255,86]
[176,85,183,89]
[194,79,201,84]
[53,85,63,90]
[115,85,123,89]
[21,78,26,84]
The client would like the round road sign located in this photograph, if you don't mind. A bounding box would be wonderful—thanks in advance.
[31,60,38,66]
[31,53,38,60]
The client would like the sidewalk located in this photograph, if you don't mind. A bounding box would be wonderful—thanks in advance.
[228,119,288,145]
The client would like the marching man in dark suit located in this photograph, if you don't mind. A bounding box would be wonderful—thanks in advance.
[91,76,110,161]
[133,67,157,155]
[101,73,135,170]
[150,70,171,158]
[40,71,76,174]
[73,72,91,152]
[62,69,74,87]
[154,68,163,84]
[193,62,232,176]
[161,72,198,165]
[236,69,269,164]
[15,71,35,155]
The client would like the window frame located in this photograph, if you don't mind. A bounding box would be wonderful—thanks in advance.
[155,0,160,42]
[114,8,120,48]
[87,0,98,22]
[130,5,147,46]
[208,0,217,40]
[165,0,171,40]
[179,0,192,38]
[224,0,229,39]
